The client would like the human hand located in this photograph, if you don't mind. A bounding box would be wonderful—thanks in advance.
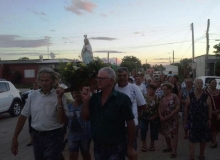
[11,138,18,156]
[56,87,65,98]
[127,147,137,160]
[81,87,91,101]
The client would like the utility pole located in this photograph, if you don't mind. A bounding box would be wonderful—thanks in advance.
[107,52,109,64]
[191,23,195,79]
[173,50,174,64]
[205,19,210,76]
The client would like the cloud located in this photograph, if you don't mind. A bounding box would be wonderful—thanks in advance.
[0,35,51,48]
[65,0,97,15]
[28,8,46,16]
[94,50,124,53]
[33,11,46,16]
[0,52,44,56]
[100,13,107,17]
[134,31,144,36]
[89,37,116,41]
[50,30,56,32]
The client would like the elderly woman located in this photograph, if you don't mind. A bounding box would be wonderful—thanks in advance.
[204,79,220,148]
[184,78,212,160]
[140,83,160,152]
[178,77,194,139]
[159,83,180,158]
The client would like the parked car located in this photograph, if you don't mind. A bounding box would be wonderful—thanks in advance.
[20,89,33,106]
[197,76,220,89]
[0,80,22,117]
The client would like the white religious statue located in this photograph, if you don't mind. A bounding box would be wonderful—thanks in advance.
[81,35,93,64]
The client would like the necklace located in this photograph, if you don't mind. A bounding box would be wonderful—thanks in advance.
[208,88,219,96]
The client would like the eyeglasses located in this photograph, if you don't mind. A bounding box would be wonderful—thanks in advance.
[96,77,110,81]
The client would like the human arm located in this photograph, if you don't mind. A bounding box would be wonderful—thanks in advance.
[164,95,180,121]
[207,96,212,128]
[178,90,185,104]
[11,115,27,156]
[126,119,137,160]
[81,87,91,121]
[184,96,190,127]
[56,87,66,124]
[158,103,165,121]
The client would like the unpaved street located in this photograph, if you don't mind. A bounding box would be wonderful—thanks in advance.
[1,112,220,160]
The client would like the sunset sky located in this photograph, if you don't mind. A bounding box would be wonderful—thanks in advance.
[1,0,220,65]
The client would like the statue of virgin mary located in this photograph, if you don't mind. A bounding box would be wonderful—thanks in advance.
[81,35,93,64]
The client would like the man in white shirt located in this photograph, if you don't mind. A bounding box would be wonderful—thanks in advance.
[11,68,68,160]
[115,67,146,151]
[135,75,147,95]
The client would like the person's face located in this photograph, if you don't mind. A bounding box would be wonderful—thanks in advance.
[185,80,193,88]
[117,70,128,86]
[147,87,156,95]
[173,77,177,83]
[162,86,171,96]
[154,80,161,87]
[194,79,203,89]
[209,80,217,89]
[160,75,166,81]
[72,91,82,101]
[135,76,141,84]
[38,73,54,92]
[168,77,174,84]
[96,71,113,90]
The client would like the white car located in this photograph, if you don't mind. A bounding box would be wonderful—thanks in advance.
[197,76,220,89]
[0,80,22,117]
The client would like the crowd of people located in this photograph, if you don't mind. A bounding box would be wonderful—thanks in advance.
[10,67,220,160]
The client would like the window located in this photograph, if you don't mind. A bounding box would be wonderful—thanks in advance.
[0,82,9,93]
[24,69,35,78]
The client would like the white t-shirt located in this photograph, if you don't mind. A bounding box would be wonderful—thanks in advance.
[22,88,68,131]
[135,83,147,95]
[115,83,146,125]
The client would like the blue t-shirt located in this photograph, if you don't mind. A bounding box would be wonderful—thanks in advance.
[68,103,91,141]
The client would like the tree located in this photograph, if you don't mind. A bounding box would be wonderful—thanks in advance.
[213,43,220,56]
[179,58,192,66]
[120,56,141,72]
[141,63,151,70]
[152,64,164,71]
[18,57,29,60]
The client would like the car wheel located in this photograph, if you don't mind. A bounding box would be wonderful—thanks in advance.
[9,101,21,117]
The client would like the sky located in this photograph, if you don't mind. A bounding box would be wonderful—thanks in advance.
[0,0,220,65]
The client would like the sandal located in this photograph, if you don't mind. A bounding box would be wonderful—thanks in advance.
[163,148,172,152]
[149,146,155,151]
[141,146,147,152]
[170,154,176,158]
[211,144,217,148]
[198,155,205,160]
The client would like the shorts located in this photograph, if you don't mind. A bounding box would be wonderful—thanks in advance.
[68,138,91,153]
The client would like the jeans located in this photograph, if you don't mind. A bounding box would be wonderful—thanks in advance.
[94,141,126,160]
[140,119,158,141]
[32,128,63,160]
